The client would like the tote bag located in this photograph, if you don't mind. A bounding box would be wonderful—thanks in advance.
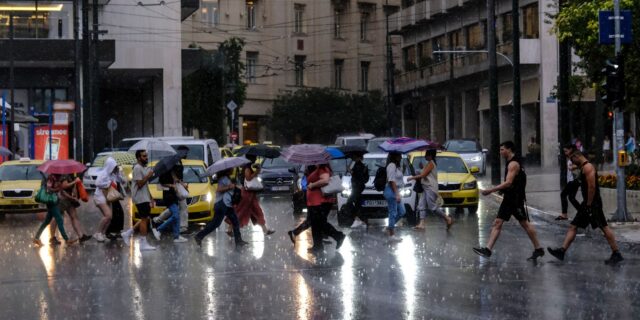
[321,175,344,196]
[244,178,264,191]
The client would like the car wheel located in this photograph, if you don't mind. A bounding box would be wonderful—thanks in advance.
[468,206,478,214]
[337,207,355,228]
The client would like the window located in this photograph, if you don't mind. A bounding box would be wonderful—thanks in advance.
[432,35,446,63]
[522,3,539,39]
[334,10,343,38]
[334,59,344,89]
[246,1,256,30]
[246,52,258,84]
[360,12,370,41]
[403,46,417,70]
[466,23,485,50]
[360,61,370,91]
[418,40,432,66]
[294,4,305,34]
[0,2,71,39]
[33,88,67,114]
[501,12,513,43]
[201,0,219,26]
[294,55,305,86]
[451,29,464,49]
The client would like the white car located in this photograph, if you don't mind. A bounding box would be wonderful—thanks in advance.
[336,153,417,227]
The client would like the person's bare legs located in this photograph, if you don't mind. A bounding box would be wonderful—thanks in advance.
[561,225,578,250]
[486,219,504,250]
[601,226,619,252]
[97,203,112,234]
[518,220,541,249]
[68,207,87,237]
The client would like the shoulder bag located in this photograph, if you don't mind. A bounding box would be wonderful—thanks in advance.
[176,183,189,200]
[244,178,264,191]
[104,186,124,203]
[321,175,344,196]
[35,185,58,206]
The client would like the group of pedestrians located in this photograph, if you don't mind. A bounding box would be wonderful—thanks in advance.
[472,141,623,264]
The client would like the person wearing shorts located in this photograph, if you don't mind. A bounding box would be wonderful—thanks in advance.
[473,141,544,260]
[120,150,157,250]
[547,151,623,264]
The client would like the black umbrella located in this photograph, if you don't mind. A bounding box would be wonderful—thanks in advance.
[339,145,368,157]
[153,154,183,177]
[236,144,281,159]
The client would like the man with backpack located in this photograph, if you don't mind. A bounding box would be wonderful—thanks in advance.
[346,153,369,228]
[473,141,545,260]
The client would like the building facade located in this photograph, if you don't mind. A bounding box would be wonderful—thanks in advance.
[389,0,573,168]
[182,0,401,144]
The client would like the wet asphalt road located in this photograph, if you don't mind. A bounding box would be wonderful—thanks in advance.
[0,194,639,320]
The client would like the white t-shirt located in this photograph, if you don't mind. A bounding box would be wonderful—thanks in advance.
[386,163,404,188]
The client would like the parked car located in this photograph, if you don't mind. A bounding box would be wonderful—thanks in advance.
[0,158,47,216]
[409,150,479,214]
[366,137,393,153]
[163,138,221,168]
[334,134,375,149]
[257,156,299,193]
[132,159,215,224]
[443,139,487,176]
[336,153,417,226]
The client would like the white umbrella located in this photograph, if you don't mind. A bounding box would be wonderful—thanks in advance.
[206,157,250,175]
[128,139,176,161]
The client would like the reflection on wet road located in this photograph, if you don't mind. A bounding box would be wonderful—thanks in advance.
[0,194,638,319]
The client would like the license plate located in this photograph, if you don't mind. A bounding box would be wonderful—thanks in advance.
[362,200,386,207]
[440,192,452,198]
[10,200,25,204]
[272,186,289,191]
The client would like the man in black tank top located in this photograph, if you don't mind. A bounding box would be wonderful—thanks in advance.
[473,141,545,260]
[548,151,624,264]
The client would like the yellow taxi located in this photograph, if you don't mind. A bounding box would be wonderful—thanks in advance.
[219,147,234,159]
[132,159,216,223]
[0,159,47,215]
[409,151,480,213]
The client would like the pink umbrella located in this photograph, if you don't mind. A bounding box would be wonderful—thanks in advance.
[37,160,87,175]
[281,144,331,165]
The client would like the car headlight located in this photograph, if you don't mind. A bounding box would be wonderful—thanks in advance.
[400,187,412,198]
[341,188,352,197]
[257,176,263,183]
[205,192,213,203]
[470,156,482,162]
[462,181,477,190]
[128,172,133,181]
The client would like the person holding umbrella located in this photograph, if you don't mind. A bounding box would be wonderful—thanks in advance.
[195,157,250,247]
[234,154,275,235]
[154,153,188,243]
[33,174,76,246]
[92,157,125,242]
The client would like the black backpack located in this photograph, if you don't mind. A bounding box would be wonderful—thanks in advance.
[373,166,387,191]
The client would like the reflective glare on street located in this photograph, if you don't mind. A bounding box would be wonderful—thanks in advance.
[0,194,638,320]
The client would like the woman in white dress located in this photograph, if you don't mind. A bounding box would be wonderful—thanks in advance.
[408,149,453,230]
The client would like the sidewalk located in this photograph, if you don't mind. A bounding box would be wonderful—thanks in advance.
[479,165,640,244]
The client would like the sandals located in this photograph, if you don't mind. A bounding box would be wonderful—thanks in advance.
[446,217,454,231]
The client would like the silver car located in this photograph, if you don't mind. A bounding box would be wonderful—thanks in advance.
[443,139,487,176]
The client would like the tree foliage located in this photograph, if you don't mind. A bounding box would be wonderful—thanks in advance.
[268,88,387,144]
[182,37,246,142]
[552,0,640,111]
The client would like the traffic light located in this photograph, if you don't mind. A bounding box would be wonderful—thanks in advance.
[600,57,625,109]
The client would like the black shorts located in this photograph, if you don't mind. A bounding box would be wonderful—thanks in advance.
[497,198,528,222]
[135,202,151,219]
[571,206,608,229]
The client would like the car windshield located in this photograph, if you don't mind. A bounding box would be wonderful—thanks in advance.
[446,140,480,153]
[117,139,142,150]
[151,165,208,184]
[261,157,296,169]
[172,145,205,162]
[345,139,367,148]
[0,165,43,181]
[329,159,352,175]
[436,156,468,173]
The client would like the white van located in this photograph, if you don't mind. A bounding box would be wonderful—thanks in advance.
[163,139,221,167]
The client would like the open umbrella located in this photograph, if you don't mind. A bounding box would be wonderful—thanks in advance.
[281,144,331,165]
[37,160,87,175]
[236,144,281,159]
[325,147,345,159]
[339,145,367,157]
[128,139,176,161]
[0,146,12,157]
[378,137,430,154]
[153,154,183,177]
[92,151,137,167]
[206,157,250,175]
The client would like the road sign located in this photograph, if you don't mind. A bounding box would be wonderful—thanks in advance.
[599,10,632,45]
[226,100,238,112]
[107,118,118,132]
[230,131,238,141]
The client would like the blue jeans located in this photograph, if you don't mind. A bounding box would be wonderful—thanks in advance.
[384,185,405,230]
[196,201,242,242]
[158,202,180,239]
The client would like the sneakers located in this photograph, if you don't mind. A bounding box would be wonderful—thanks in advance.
[351,219,366,229]
[151,226,161,241]
[527,248,545,260]
[335,233,346,249]
[264,229,276,236]
[121,229,133,246]
[473,247,492,258]
[547,247,565,261]
[180,230,193,236]
[235,239,249,247]
[139,238,156,251]
[79,234,92,243]
[287,230,296,244]
[94,233,106,242]
[49,237,61,245]
[173,236,188,243]
[605,251,624,265]
[388,235,403,243]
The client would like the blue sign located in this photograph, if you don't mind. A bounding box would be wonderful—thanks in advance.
[599,10,633,45]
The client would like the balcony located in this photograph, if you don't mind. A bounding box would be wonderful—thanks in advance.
[181,0,199,21]
[0,39,115,68]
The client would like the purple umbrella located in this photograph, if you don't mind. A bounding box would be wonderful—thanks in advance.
[281,144,331,165]
[378,137,431,154]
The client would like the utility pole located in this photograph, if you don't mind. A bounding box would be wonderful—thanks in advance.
[82,0,91,160]
[447,34,455,140]
[558,0,571,188]
[612,0,629,221]
[385,0,395,136]
[8,12,15,155]
[511,0,522,156]
[92,0,100,152]
[488,0,500,185]
[74,0,82,161]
